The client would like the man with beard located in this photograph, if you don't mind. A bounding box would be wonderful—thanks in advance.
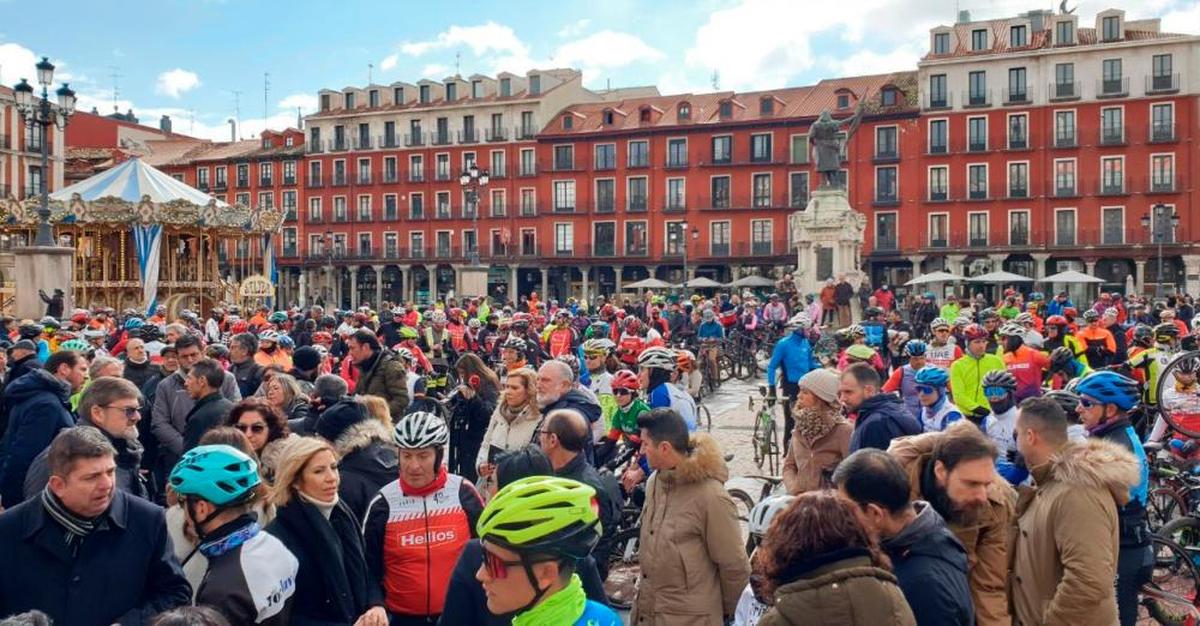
[834,448,974,626]
[888,420,1016,626]
[24,377,150,501]
[536,360,601,462]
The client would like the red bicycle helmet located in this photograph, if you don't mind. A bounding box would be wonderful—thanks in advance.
[962,323,990,341]
[1045,315,1068,326]
[624,317,641,332]
[611,369,640,392]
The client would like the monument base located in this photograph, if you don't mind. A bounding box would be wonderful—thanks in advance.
[14,246,75,320]
[789,186,867,296]
[458,265,489,298]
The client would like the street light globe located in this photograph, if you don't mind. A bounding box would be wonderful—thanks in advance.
[1140,214,1151,229]
[56,83,76,115]
[35,57,54,87]
[13,79,33,108]
[478,173,489,186]
[459,172,471,186]
[468,162,480,178]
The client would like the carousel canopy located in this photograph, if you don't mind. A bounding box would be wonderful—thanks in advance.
[51,157,227,207]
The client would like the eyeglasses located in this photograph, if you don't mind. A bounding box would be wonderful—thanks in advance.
[916,385,937,395]
[103,405,141,419]
[235,422,268,434]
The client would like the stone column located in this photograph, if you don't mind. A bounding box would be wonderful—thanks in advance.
[1183,255,1200,297]
[333,268,342,309]
[988,253,1008,273]
[1134,260,1147,295]
[1031,253,1051,280]
[907,255,926,279]
[399,265,411,303]
[540,268,549,300]
[581,267,590,304]
[298,270,308,308]
[614,266,624,295]
[509,265,519,303]
[348,266,359,308]
[373,264,384,309]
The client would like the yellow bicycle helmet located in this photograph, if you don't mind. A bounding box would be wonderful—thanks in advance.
[477,476,600,560]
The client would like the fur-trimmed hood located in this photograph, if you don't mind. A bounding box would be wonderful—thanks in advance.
[1040,437,1140,505]
[661,432,728,485]
[331,418,394,457]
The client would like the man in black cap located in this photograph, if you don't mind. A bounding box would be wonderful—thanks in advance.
[7,340,42,384]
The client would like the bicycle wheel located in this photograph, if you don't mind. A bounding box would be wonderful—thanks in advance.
[752,413,766,469]
[717,354,736,383]
[1151,485,1190,531]
[1156,350,1200,439]
[604,527,641,611]
[765,417,780,476]
[698,404,713,432]
[1160,516,1200,569]
[1142,535,1200,625]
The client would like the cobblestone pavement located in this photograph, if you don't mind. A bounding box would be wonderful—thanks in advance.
[698,375,790,508]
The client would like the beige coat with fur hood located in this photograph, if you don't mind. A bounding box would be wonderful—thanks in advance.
[1010,437,1140,626]
[632,433,751,625]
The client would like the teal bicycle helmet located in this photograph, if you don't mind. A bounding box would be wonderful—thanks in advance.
[168,444,261,506]
[914,365,950,387]
[1074,371,1140,412]
[58,339,91,353]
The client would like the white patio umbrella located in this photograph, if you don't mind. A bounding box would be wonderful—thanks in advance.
[1038,270,1105,284]
[685,276,724,288]
[625,277,676,289]
[904,270,964,286]
[727,275,777,288]
[965,270,1034,283]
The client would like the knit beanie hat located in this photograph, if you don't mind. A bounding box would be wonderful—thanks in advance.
[292,346,322,372]
[798,368,840,405]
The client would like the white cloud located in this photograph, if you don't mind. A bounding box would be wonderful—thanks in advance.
[400,22,529,58]
[420,63,450,78]
[0,41,39,86]
[1162,1,1200,32]
[155,68,201,98]
[380,53,399,71]
[555,31,664,69]
[821,43,925,78]
[557,18,591,38]
[278,93,317,112]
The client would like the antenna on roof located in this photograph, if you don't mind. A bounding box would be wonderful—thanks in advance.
[108,65,122,111]
[455,51,461,77]
[297,107,302,130]
[711,71,720,90]
[263,72,271,126]
[189,109,195,134]
[368,63,373,84]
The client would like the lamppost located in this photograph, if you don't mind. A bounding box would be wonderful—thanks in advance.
[324,230,333,304]
[1140,202,1180,300]
[459,163,490,265]
[12,57,75,247]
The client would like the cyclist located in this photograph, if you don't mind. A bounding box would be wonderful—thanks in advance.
[999,322,1049,401]
[734,494,796,626]
[674,349,702,400]
[1046,346,1091,390]
[1044,388,1087,442]
[637,346,697,430]
[860,306,889,368]
[1043,314,1086,366]
[1156,355,1200,459]
[1015,311,1044,349]
[1128,322,1181,416]
[168,445,298,625]
[914,365,962,432]
[543,310,578,359]
[1073,371,1150,626]
[979,370,1024,485]
[1076,310,1117,368]
[925,318,962,370]
[475,476,622,626]
[766,313,819,441]
[1125,324,1154,363]
[950,323,1007,424]
[363,411,484,625]
[842,344,885,379]
[696,308,726,380]
[978,308,1002,353]
[616,317,657,368]
[499,336,530,376]
[596,369,650,467]
[883,339,927,422]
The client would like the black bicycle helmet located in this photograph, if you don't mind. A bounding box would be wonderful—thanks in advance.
[1154,322,1180,341]
[981,369,1018,391]
[1132,324,1154,347]
[1049,347,1076,370]
[17,322,43,339]
[1044,389,1081,423]
[979,308,999,322]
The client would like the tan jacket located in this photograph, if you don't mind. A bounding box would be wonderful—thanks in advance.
[782,414,852,494]
[888,430,1017,626]
[632,433,751,625]
[759,552,916,626]
[474,402,541,499]
[1010,438,1139,626]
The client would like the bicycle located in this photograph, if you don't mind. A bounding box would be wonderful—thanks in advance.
[1140,535,1200,625]
[747,384,783,475]
[696,402,713,432]
[1146,441,1200,531]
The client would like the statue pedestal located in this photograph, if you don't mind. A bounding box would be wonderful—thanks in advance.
[789,187,867,296]
[14,246,74,319]
[458,265,489,298]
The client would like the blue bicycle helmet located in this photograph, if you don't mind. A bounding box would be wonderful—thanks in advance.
[904,340,928,357]
[168,444,261,506]
[1074,371,1140,412]
[277,334,295,350]
[914,365,950,387]
[124,318,145,331]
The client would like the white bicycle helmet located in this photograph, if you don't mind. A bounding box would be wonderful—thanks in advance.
[636,346,677,371]
[1015,312,1035,325]
[583,338,616,354]
[749,494,795,538]
[930,317,950,331]
[393,411,450,449]
[258,329,280,343]
[785,313,812,331]
[394,347,415,364]
[999,322,1025,337]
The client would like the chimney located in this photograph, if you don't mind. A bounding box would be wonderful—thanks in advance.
[159,115,173,134]
[1024,9,1048,32]
[227,118,237,142]
[956,9,971,23]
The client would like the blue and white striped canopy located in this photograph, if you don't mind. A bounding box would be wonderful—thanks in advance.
[51,157,226,207]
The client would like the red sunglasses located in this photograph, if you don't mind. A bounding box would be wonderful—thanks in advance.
[482,545,523,580]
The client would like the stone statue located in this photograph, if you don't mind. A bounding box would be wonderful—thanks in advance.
[811,104,864,188]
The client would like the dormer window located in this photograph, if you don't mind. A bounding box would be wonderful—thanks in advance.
[500,78,511,97]
[837,94,850,109]
[640,108,651,123]
[419,85,430,103]
[344,92,355,109]
[603,110,615,125]
[678,103,691,120]
[529,75,541,95]
[881,88,898,106]
[394,87,404,103]
[369,90,380,107]
[1055,20,1075,45]
[1102,15,1121,41]
[759,98,774,115]
[471,80,482,98]
[971,29,987,51]
[320,94,331,111]
[285,136,294,147]
[446,83,456,101]
[1010,25,1027,47]
[262,138,271,149]
[719,101,733,119]
[932,32,950,54]
[562,115,573,130]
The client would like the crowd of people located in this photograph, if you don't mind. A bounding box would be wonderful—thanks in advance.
[0,281,1192,625]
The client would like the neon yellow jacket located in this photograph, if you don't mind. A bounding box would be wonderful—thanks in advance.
[950,352,1007,417]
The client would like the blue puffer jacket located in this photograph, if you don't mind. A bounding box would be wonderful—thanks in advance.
[849,393,922,453]
[767,331,818,386]
[0,368,75,507]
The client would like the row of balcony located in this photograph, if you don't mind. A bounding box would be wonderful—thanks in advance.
[914,176,1182,205]
[924,74,1181,110]
[874,227,1181,254]
[310,127,538,153]
[198,176,297,191]
[0,134,51,154]
[278,240,792,262]
[927,122,1177,156]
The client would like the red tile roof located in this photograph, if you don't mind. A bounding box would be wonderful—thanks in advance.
[922,16,1188,61]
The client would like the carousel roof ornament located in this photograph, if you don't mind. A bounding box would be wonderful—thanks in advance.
[0,157,282,233]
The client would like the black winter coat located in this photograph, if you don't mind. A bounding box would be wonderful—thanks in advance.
[541,388,603,463]
[0,489,192,625]
[0,369,74,507]
[181,392,234,452]
[881,502,974,626]
[265,498,375,625]
[848,393,922,453]
[332,420,398,522]
[448,385,498,483]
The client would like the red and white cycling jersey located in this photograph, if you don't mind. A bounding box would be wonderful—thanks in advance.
[926,342,962,371]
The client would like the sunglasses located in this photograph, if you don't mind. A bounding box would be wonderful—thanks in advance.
[613,388,633,396]
[1078,397,1100,409]
[482,543,554,579]
[984,386,1011,399]
[103,405,141,419]
[235,422,268,434]
[916,385,937,395]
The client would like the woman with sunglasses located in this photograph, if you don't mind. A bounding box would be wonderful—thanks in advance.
[475,476,621,626]
[595,369,650,468]
[224,397,295,484]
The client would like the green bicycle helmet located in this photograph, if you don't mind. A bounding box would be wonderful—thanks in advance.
[168,444,261,506]
[477,476,601,561]
[58,339,91,353]
[399,326,419,340]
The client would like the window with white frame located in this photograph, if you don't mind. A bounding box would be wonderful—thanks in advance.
[1009,210,1030,245]
[928,214,948,247]
[553,181,576,213]
[929,166,948,201]
[751,220,773,255]
[1102,207,1124,244]
[1151,154,1175,192]
[968,212,988,246]
[1055,209,1076,246]
[710,221,731,256]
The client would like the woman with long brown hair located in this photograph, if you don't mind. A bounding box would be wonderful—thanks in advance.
[447,352,500,482]
[757,491,915,626]
[474,368,541,499]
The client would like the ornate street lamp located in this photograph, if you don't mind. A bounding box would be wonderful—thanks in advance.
[12,57,76,247]
[1141,202,1180,300]
[459,162,489,265]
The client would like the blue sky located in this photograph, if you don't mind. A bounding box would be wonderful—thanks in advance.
[2,0,1197,141]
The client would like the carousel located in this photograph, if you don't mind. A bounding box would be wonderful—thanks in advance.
[0,158,284,316]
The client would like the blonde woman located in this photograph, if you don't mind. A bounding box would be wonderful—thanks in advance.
[358,394,393,429]
[264,437,379,625]
[475,368,541,499]
[265,372,314,427]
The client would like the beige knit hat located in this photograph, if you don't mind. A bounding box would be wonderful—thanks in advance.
[798,368,841,404]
